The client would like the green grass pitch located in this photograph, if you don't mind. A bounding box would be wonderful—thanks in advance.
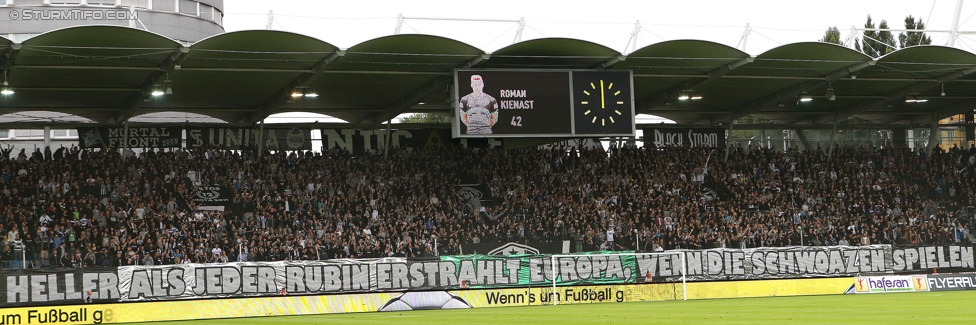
[132,291,976,325]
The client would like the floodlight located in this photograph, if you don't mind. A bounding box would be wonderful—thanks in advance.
[798,93,813,102]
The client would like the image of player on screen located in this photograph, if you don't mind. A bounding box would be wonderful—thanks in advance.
[458,75,499,134]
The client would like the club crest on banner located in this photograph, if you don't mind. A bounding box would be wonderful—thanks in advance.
[195,187,222,200]
[488,243,541,256]
[286,129,307,149]
[455,186,484,201]
[377,291,471,312]
[81,129,104,147]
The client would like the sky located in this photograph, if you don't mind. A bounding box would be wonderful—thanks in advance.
[220,0,976,55]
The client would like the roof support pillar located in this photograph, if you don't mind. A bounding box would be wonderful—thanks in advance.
[724,119,734,161]
[926,117,941,156]
[384,110,394,160]
[258,120,265,156]
[626,20,641,53]
[122,120,129,162]
[950,0,964,47]
[828,121,838,158]
[514,17,525,43]
[43,126,51,151]
[738,23,752,52]
[793,129,810,151]
[760,127,767,150]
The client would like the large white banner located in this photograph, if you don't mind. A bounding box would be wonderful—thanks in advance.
[4,245,973,306]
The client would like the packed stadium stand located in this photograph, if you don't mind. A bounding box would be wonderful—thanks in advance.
[1,142,973,270]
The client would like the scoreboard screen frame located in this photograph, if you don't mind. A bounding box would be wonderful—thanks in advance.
[452,69,635,138]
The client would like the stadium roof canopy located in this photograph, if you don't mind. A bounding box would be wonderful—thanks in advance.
[1,25,975,128]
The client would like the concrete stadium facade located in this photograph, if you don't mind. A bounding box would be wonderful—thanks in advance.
[0,0,223,44]
[0,0,224,151]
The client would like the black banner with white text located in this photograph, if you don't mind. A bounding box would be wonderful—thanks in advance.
[641,127,725,148]
[186,128,312,150]
[926,273,976,291]
[320,128,498,154]
[77,127,181,149]
[191,186,234,207]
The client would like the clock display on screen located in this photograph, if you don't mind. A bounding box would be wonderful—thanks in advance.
[572,70,634,135]
[452,69,634,138]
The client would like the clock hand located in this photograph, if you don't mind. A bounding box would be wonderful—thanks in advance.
[600,80,605,109]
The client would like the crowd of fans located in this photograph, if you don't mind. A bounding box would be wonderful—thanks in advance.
[0,141,975,269]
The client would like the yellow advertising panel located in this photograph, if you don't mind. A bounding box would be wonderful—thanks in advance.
[0,278,853,324]
[0,293,400,324]
[454,284,684,307]
[687,277,854,299]
[454,278,853,307]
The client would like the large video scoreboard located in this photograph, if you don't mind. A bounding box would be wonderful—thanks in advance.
[453,69,635,138]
